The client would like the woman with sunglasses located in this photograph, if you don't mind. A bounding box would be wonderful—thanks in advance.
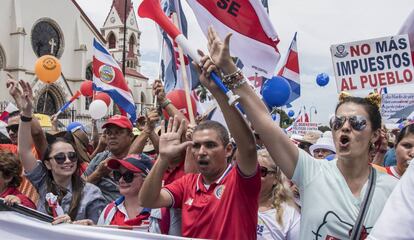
[97,154,153,227]
[373,123,414,179]
[17,80,105,224]
[204,27,397,239]
[257,149,300,240]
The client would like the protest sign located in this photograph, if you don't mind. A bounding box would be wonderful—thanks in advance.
[291,122,318,135]
[381,93,414,122]
[331,34,414,93]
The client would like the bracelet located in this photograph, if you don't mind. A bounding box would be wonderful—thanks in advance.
[223,69,246,89]
[20,114,33,122]
[159,99,171,109]
[223,68,241,79]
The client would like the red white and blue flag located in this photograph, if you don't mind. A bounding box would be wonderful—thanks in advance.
[159,0,199,93]
[277,32,300,104]
[187,0,280,78]
[92,39,137,122]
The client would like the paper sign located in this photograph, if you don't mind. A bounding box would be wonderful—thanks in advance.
[331,34,414,93]
[381,93,414,122]
[291,122,318,135]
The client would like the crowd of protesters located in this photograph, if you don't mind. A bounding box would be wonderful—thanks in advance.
[0,27,414,239]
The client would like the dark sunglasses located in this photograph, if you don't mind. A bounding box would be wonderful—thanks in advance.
[49,152,77,164]
[6,125,19,133]
[260,166,277,177]
[330,115,367,131]
[113,170,140,183]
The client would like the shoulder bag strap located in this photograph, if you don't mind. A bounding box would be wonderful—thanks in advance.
[350,167,377,240]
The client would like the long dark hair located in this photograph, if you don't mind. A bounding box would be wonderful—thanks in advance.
[41,138,84,220]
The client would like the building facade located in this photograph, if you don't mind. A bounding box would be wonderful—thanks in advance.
[0,0,152,118]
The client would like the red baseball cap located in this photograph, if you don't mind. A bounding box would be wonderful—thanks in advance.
[102,115,133,130]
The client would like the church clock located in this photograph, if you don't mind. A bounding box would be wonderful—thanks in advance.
[31,20,63,58]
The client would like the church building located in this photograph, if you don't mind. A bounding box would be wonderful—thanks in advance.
[0,0,152,120]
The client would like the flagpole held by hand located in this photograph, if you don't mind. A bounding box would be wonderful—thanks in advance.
[138,0,240,106]
[172,13,196,125]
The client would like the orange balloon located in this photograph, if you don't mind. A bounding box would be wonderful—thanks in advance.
[35,55,61,84]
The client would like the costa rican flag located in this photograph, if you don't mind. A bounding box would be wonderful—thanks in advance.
[159,0,200,93]
[92,39,137,122]
[187,0,280,78]
[277,32,300,104]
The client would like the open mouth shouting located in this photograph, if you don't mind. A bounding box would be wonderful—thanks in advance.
[339,135,351,149]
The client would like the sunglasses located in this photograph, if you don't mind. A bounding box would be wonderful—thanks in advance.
[49,152,77,164]
[330,115,367,131]
[6,125,19,133]
[113,170,144,183]
[260,166,277,177]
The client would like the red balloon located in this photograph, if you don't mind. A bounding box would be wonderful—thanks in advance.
[80,80,93,97]
[163,90,197,121]
[94,92,111,106]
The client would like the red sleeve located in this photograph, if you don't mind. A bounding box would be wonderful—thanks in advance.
[16,194,36,209]
[236,164,261,196]
[163,174,191,209]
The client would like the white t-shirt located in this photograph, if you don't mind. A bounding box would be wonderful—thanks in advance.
[368,158,414,240]
[257,203,301,240]
[292,149,397,239]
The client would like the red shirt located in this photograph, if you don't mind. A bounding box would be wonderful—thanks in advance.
[164,164,261,239]
[162,161,185,186]
[0,187,36,209]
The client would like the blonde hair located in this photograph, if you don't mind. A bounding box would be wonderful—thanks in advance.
[258,149,298,227]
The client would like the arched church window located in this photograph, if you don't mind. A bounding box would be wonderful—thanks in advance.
[31,19,64,58]
[36,90,58,115]
[128,34,135,56]
[108,33,116,49]
[0,46,5,70]
[85,63,93,80]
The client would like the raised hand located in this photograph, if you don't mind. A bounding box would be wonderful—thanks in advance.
[144,108,160,133]
[18,80,34,117]
[206,27,237,75]
[158,117,192,165]
[152,80,166,103]
[5,72,23,109]
[185,124,196,141]
[193,50,221,93]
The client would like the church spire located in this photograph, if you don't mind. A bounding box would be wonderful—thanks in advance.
[112,0,133,24]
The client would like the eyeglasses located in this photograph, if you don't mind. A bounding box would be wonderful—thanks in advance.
[113,170,144,183]
[49,152,77,164]
[260,166,277,177]
[6,125,19,133]
[330,115,367,131]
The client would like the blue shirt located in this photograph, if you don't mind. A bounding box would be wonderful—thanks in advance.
[384,148,396,167]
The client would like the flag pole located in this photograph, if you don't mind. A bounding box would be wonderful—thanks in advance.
[172,13,195,125]
[154,36,165,108]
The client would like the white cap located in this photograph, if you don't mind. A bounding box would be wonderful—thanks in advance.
[309,133,336,157]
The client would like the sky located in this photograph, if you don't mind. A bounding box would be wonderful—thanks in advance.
[76,0,414,125]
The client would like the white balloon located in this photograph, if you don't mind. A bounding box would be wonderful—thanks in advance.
[89,100,108,119]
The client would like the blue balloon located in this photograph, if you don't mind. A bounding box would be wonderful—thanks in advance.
[288,110,295,117]
[316,73,330,87]
[262,76,291,107]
